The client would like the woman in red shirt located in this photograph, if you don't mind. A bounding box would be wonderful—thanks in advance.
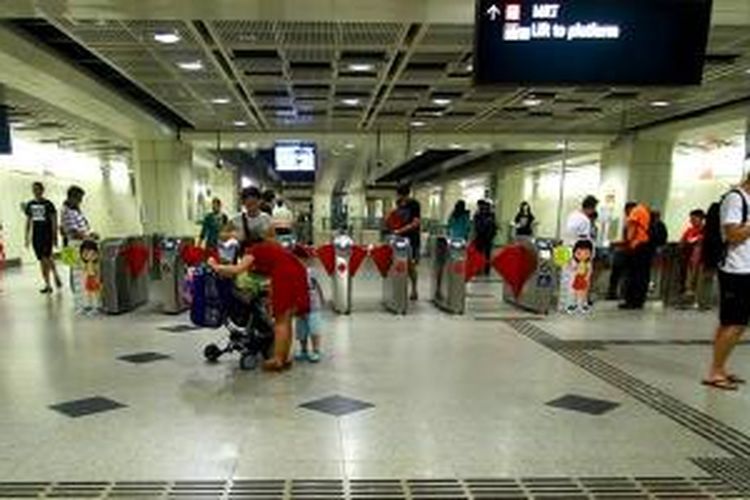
[209,240,310,371]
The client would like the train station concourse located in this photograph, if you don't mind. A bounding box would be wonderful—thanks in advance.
[2,0,750,498]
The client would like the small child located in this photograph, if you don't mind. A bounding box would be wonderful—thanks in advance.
[218,224,241,264]
[293,246,324,363]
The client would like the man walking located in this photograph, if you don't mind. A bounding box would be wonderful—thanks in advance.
[390,184,422,301]
[704,174,750,390]
[25,182,62,293]
[198,198,228,250]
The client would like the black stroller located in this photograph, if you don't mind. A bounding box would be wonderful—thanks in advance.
[203,284,274,370]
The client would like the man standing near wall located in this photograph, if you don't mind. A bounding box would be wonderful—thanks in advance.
[24,182,62,294]
[620,201,652,310]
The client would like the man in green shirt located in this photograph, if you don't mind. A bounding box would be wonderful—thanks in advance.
[199,198,228,249]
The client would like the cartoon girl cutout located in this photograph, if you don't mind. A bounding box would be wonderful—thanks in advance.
[79,240,101,315]
[568,239,594,315]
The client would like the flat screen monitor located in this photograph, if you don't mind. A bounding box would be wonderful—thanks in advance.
[474,0,713,85]
[274,141,317,172]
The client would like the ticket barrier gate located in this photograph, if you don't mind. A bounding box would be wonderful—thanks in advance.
[100,236,150,315]
[503,239,558,315]
[432,237,467,315]
[382,236,411,315]
[126,235,150,308]
[100,238,129,314]
[154,237,191,314]
[331,235,354,314]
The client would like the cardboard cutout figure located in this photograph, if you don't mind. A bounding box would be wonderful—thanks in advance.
[79,240,101,315]
[560,239,594,315]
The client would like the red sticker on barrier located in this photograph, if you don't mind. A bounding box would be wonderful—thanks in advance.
[337,262,348,274]
[492,243,538,299]
[452,261,465,276]
[370,245,394,278]
[316,244,336,276]
[394,260,407,275]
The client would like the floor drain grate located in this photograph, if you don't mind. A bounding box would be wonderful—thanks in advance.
[0,477,743,499]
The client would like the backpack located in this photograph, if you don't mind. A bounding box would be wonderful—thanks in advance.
[649,219,668,248]
[702,189,748,270]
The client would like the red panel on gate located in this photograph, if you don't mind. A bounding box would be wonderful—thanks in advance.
[316,244,336,276]
[465,242,487,282]
[370,245,394,278]
[349,245,368,277]
[492,244,537,299]
[121,243,150,277]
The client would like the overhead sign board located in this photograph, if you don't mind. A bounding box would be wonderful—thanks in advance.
[474,0,713,85]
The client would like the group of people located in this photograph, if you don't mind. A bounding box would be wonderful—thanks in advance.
[24,182,96,304]
[446,198,498,275]
[565,195,668,310]
[203,187,322,372]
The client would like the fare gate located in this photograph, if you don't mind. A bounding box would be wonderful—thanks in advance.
[382,236,411,315]
[432,237,467,315]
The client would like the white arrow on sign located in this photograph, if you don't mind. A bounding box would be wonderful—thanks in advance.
[487,4,501,21]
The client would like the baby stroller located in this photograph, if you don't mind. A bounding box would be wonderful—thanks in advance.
[192,266,274,370]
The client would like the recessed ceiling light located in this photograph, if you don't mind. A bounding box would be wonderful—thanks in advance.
[153,31,180,44]
[411,120,427,127]
[432,98,452,106]
[341,98,361,106]
[650,100,670,107]
[211,97,230,104]
[556,142,567,149]
[233,120,247,127]
[344,143,356,150]
[450,143,462,149]
[466,63,474,72]
[348,63,374,72]
[523,98,542,107]
[238,141,248,149]
[177,60,203,71]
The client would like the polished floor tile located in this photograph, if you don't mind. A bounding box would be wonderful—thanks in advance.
[0,266,747,484]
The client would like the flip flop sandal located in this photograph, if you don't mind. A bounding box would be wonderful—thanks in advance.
[702,378,739,391]
[727,374,746,384]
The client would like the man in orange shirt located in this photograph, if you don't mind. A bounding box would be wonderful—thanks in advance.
[620,201,653,310]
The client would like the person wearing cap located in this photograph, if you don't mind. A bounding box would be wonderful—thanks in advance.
[563,195,599,246]
[230,187,274,249]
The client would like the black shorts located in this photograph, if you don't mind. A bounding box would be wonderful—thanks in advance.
[718,271,750,326]
[32,234,53,261]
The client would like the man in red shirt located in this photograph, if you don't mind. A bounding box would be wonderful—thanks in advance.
[681,209,705,300]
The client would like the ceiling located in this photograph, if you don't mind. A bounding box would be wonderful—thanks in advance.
[3,87,132,160]
[2,14,749,136]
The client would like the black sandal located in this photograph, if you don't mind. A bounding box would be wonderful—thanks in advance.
[727,374,746,385]
[702,378,739,391]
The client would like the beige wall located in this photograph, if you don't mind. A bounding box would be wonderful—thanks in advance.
[0,139,141,263]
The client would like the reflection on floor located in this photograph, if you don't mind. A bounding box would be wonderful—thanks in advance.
[0,264,749,496]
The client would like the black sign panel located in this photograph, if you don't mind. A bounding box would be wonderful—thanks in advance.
[474,0,713,85]
[0,106,11,155]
